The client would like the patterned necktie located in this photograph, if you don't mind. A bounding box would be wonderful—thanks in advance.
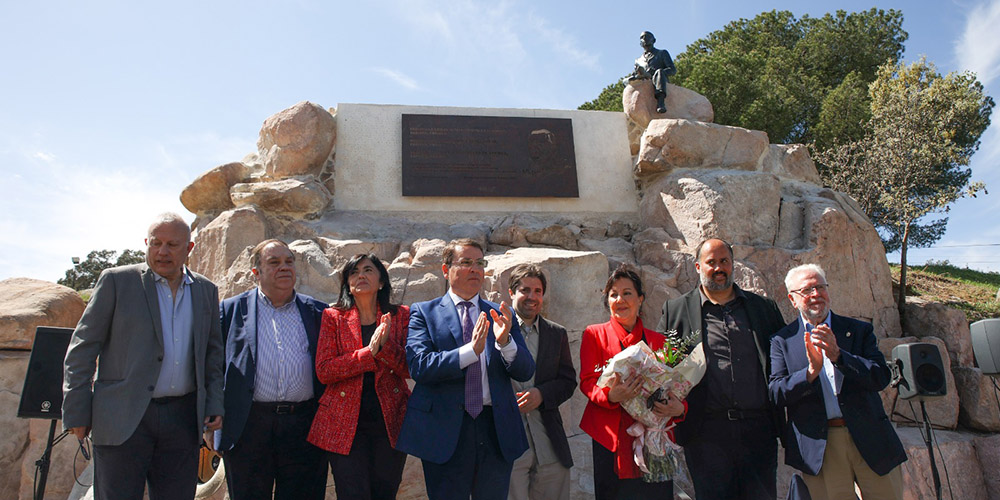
[459,301,483,418]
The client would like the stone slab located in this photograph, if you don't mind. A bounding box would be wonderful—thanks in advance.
[334,104,637,213]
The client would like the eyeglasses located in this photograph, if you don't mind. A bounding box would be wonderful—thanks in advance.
[452,258,488,269]
[791,284,828,297]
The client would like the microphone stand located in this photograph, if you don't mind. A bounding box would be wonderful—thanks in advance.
[920,401,942,500]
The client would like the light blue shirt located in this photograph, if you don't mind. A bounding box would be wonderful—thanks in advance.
[450,290,518,406]
[253,289,314,403]
[801,312,843,420]
[151,269,196,398]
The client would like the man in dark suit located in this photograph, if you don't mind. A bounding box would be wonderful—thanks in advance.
[397,238,536,500]
[216,239,328,500]
[63,213,224,500]
[656,238,786,500]
[506,264,576,500]
[769,264,906,500]
[629,30,677,113]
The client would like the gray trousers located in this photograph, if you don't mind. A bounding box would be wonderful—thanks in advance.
[93,392,199,500]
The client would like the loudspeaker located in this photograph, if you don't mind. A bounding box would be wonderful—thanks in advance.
[17,326,73,419]
[892,342,946,400]
[971,319,1000,375]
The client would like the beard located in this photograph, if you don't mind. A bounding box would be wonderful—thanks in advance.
[700,270,733,291]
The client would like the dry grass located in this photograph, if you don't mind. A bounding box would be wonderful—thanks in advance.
[891,264,1000,323]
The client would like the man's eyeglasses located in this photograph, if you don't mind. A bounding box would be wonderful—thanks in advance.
[452,258,488,269]
[791,284,828,297]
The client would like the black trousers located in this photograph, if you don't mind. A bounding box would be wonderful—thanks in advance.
[591,439,673,500]
[93,392,199,500]
[223,400,327,500]
[328,413,407,500]
[421,407,513,500]
[684,416,778,500]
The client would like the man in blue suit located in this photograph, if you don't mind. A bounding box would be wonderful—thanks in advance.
[397,238,536,500]
[769,264,906,500]
[216,239,328,500]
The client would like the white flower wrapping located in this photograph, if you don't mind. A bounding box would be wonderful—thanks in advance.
[596,340,707,466]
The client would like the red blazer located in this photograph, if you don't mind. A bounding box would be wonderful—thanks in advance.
[579,318,684,478]
[307,305,410,454]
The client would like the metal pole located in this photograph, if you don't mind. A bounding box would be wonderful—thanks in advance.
[920,401,942,500]
[34,419,58,500]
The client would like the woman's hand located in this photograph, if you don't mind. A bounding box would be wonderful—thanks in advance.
[369,312,391,356]
[651,392,685,418]
[607,373,642,403]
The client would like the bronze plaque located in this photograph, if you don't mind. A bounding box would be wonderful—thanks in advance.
[401,114,579,197]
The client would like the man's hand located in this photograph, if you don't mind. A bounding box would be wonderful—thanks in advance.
[471,312,489,355]
[369,312,391,356]
[204,415,223,432]
[69,426,90,440]
[651,392,684,418]
[804,330,825,382]
[516,388,543,413]
[203,430,216,452]
[607,373,642,404]
[810,324,840,362]
[490,301,513,347]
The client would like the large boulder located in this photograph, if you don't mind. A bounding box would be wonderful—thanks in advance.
[758,144,822,184]
[974,434,1000,500]
[179,161,252,215]
[188,206,269,287]
[0,352,30,499]
[622,79,714,129]
[903,297,974,367]
[637,119,769,175]
[0,279,86,350]
[257,101,336,179]
[953,366,1000,432]
[898,427,989,500]
[230,178,331,216]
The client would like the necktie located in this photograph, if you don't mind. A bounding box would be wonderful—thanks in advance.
[459,301,483,418]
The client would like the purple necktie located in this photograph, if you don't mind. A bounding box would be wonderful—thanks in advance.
[459,301,483,418]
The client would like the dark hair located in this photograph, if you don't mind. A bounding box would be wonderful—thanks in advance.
[694,238,734,262]
[508,263,547,295]
[602,264,644,310]
[333,253,398,314]
[251,239,292,270]
[442,238,484,266]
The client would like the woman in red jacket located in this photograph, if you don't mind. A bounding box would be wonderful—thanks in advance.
[307,253,410,500]
[579,264,686,500]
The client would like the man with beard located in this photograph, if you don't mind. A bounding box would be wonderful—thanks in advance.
[769,264,905,500]
[656,238,786,500]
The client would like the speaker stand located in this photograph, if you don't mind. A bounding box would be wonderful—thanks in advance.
[920,401,942,500]
[33,420,58,500]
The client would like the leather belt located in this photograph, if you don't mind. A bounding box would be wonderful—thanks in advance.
[252,399,317,415]
[150,392,194,404]
[827,418,846,427]
[707,408,769,420]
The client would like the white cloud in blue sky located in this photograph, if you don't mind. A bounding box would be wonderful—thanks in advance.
[955,0,1000,86]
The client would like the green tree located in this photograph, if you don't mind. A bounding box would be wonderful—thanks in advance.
[816,59,994,317]
[58,249,146,291]
[581,8,907,147]
[579,79,626,111]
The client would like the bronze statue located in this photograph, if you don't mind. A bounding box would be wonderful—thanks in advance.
[629,31,676,113]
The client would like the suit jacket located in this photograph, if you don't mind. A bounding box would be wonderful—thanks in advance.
[308,305,411,454]
[656,285,786,446]
[62,264,225,446]
[768,312,907,476]
[215,288,327,452]
[523,315,576,468]
[396,294,535,465]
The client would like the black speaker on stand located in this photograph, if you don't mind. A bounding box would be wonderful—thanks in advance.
[17,326,74,500]
[892,342,947,500]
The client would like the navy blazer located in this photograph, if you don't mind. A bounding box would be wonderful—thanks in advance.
[768,312,906,476]
[216,288,327,451]
[396,295,535,465]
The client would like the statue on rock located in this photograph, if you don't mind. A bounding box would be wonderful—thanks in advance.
[629,31,676,113]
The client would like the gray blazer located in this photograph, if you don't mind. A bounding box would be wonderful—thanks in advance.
[62,263,225,446]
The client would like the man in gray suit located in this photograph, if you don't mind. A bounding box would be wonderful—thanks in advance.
[63,213,225,500]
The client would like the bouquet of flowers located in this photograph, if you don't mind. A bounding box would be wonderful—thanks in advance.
[594,329,706,482]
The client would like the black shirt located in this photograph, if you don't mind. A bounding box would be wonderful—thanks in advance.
[700,287,768,412]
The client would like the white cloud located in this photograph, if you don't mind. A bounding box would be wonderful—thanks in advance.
[370,67,421,91]
[525,13,599,71]
[33,151,56,162]
[955,0,1000,86]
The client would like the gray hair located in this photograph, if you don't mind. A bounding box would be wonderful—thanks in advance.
[147,212,191,243]
[784,264,827,291]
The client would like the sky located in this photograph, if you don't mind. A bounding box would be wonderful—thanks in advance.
[2,0,999,283]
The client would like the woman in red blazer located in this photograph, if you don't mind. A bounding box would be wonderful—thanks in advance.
[579,265,686,500]
[307,253,410,500]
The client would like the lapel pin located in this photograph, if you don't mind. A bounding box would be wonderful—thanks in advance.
[846,331,852,337]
